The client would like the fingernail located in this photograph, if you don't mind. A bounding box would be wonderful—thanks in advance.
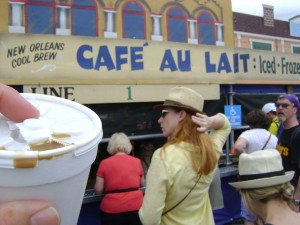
[31,207,60,225]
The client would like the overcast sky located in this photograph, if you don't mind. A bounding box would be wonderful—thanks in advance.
[231,0,300,21]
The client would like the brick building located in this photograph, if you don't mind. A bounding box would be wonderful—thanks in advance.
[234,4,300,55]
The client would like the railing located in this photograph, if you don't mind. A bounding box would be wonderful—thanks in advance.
[83,126,247,203]
[101,133,165,143]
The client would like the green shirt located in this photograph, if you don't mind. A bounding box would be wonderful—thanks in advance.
[268,116,280,136]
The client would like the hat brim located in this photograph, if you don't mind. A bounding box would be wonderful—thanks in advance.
[229,171,294,189]
[154,100,202,114]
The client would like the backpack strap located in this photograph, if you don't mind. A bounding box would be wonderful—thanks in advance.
[262,133,272,150]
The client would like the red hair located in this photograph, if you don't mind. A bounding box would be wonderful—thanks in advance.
[161,113,217,175]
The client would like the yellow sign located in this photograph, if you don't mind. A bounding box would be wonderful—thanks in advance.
[23,84,220,104]
[0,33,300,85]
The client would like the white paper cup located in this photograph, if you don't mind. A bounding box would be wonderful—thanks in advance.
[0,93,103,225]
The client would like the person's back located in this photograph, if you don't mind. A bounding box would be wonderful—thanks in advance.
[94,132,144,225]
[138,87,231,225]
[99,154,144,212]
[235,109,278,155]
[140,116,231,225]
[147,142,215,225]
[238,128,277,153]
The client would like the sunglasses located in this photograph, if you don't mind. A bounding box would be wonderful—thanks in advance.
[275,102,294,108]
[161,109,171,118]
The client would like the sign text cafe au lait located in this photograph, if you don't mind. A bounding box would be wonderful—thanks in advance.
[0,33,299,103]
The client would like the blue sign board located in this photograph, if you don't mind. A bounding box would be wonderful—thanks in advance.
[224,105,242,128]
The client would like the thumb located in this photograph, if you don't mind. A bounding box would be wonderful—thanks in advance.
[0,200,60,225]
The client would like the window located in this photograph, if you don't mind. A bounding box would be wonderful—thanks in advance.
[167,8,187,43]
[72,0,97,37]
[167,7,187,43]
[27,0,54,34]
[292,45,300,54]
[11,0,98,36]
[250,39,273,51]
[122,2,146,39]
[290,17,300,37]
[197,12,215,45]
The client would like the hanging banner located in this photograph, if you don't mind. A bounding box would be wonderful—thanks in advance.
[0,33,300,85]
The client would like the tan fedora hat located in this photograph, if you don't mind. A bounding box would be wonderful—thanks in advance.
[229,150,294,189]
[154,86,204,114]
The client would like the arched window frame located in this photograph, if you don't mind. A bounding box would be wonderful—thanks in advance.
[197,11,216,45]
[166,6,188,43]
[122,1,146,39]
[72,0,98,37]
[25,0,55,34]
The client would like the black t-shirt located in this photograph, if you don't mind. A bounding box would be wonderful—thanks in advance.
[277,125,300,187]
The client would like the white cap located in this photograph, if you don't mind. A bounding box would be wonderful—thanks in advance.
[262,103,276,114]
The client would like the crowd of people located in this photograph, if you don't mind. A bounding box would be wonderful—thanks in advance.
[1,83,300,225]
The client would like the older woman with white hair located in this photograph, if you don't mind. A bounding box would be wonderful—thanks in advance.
[229,150,300,225]
[94,132,145,225]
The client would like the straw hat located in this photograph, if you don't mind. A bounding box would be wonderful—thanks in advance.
[229,150,294,189]
[154,87,204,114]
